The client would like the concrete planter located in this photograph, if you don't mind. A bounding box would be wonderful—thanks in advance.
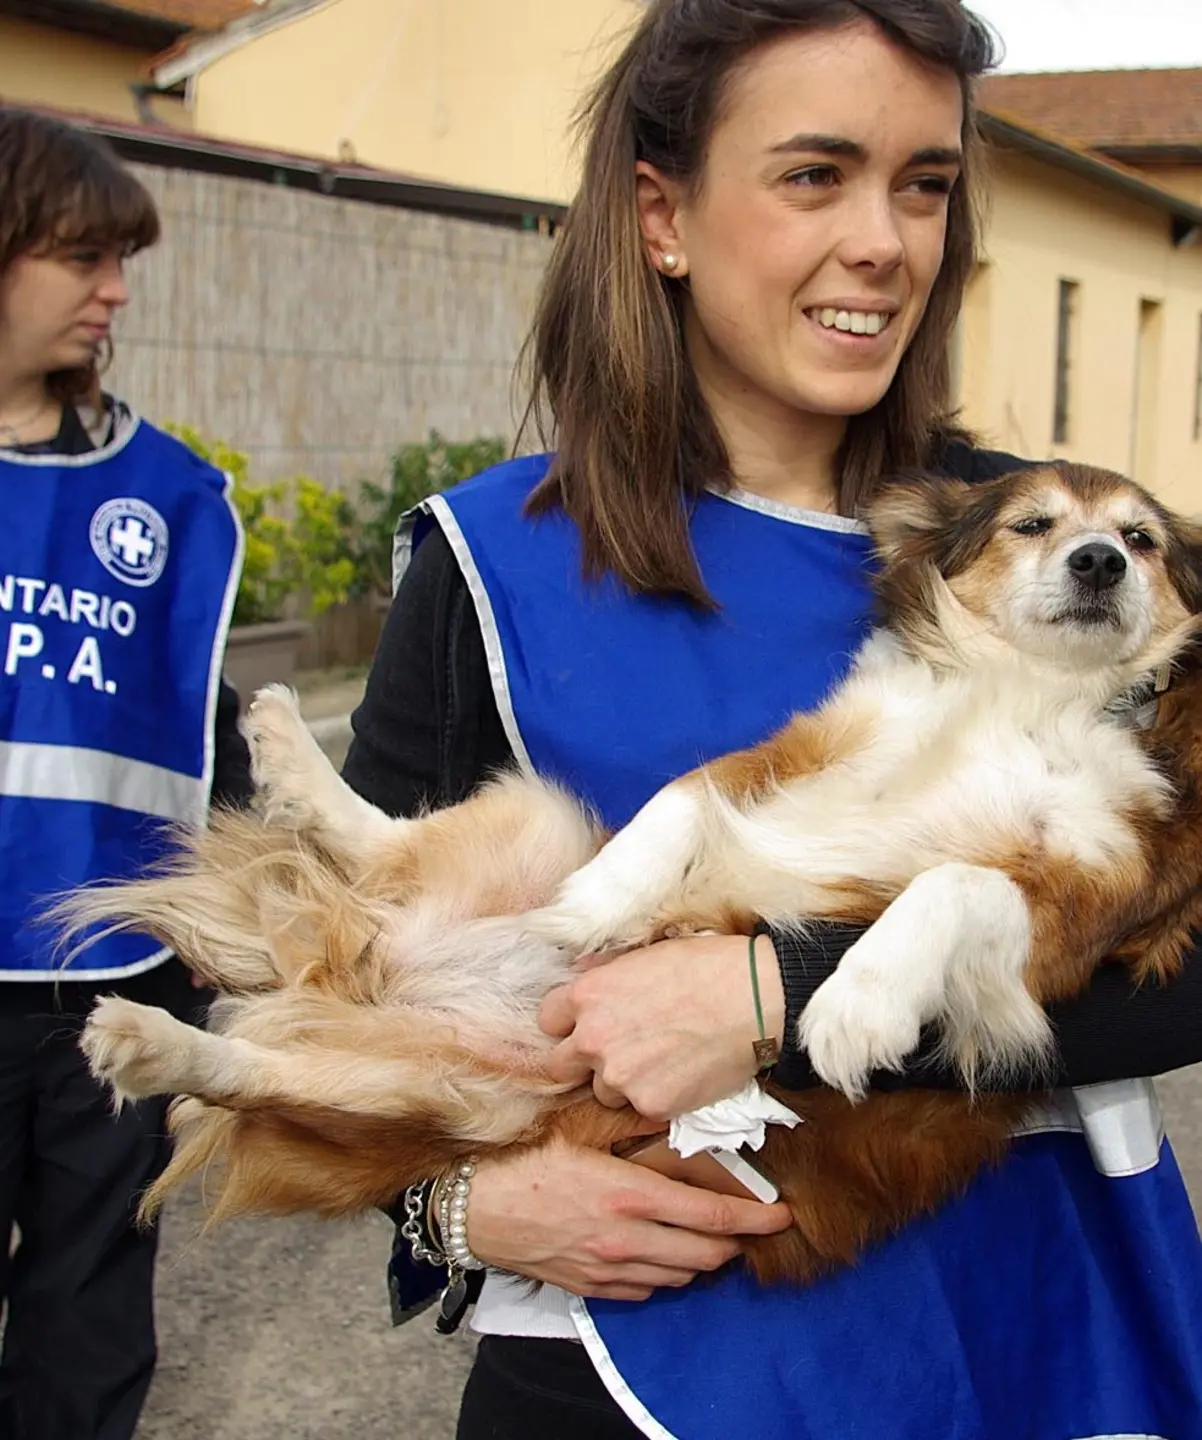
[223,620,312,699]
[296,593,392,671]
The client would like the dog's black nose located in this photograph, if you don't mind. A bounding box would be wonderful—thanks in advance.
[1067,542,1127,591]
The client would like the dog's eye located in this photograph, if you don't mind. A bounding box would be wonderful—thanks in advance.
[1123,528,1156,553]
[1010,516,1054,536]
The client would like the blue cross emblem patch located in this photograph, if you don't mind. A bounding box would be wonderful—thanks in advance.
[89,498,170,588]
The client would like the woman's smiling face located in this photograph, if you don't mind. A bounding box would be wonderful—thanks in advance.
[640,20,965,437]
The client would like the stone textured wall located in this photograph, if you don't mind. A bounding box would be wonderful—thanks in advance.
[108,164,552,489]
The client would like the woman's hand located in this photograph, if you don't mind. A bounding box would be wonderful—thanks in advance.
[538,933,785,1118]
[466,1141,793,1301]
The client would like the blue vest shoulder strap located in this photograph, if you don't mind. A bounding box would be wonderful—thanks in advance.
[415,455,875,829]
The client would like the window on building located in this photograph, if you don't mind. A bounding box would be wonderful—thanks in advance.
[1194,314,1202,443]
[1132,298,1164,487]
[1053,279,1079,446]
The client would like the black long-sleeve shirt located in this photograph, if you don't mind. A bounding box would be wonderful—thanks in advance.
[342,448,1202,1093]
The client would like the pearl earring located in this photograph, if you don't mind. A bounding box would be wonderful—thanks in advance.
[661,253,679,272]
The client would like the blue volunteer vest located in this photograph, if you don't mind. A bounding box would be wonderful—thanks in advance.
[416,455,1202,1440]
[0,417,241,980]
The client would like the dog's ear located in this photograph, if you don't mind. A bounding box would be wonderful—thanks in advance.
[869,472,1012,577]
[869,473,967,566]
[1162,515,1202,614]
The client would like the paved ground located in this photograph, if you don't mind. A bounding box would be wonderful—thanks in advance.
[133,671,1202,1438]
[138,1201,476,1439]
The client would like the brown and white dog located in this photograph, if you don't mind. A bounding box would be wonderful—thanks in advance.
[59,462,1202,1284]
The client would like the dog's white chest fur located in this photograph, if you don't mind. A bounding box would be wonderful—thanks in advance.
[530,631,1174,1097]
[731,632,1168,898]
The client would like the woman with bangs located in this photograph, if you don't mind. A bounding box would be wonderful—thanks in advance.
[345,1,1202,1436]
[0,107,249,1440]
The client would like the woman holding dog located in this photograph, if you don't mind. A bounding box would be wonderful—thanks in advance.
[344,2,1202,1435]
[0,109,250,1440]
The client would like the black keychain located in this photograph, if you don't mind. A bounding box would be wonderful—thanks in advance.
[435,1266,485,1335]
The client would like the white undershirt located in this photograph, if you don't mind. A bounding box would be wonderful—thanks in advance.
[470,1272,578,1339]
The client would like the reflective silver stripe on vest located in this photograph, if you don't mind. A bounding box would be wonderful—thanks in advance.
[417,494,537,778]
[569,1296,679,1440]
[0,741,205,824]
[1013,1078,1164,1177]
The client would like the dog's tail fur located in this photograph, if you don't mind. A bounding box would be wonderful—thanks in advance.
[146,1081,650,1226]
[47,807,358,993]
[53,804,602,1223]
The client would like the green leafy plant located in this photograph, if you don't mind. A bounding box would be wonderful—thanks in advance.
[291,475,360,615]
[356,430,507,597]
[170,425,358,626]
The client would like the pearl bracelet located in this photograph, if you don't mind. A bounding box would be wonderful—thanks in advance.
[436,1158,485,1272]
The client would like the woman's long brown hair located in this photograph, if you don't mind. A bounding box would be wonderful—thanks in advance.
[0,107,160,405]
[520,0,999,604]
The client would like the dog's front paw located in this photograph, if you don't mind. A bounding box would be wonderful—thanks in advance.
[81,996,196,1104]
[521,864,610,953]
[523,864,660,955]
[799,967,922,1102]
[523,901,619,957]
[246,684,326,827]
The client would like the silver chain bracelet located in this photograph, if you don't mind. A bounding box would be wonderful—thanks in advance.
[400,1163,485,1335]
[399,1180,447,1267]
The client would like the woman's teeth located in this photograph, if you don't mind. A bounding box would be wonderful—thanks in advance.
[805,308,891,336]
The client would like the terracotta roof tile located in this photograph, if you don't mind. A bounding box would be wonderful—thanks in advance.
[978,69,1202,150]
[100,0,259,32]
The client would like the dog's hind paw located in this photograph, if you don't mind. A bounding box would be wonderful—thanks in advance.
[246,684,330,828]
[81,996,198,1104]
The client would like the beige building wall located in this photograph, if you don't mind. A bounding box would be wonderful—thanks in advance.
[956,149,1202,514]
[1132,163,1202,207]
[106,163,551,488]
[113,147,1202,513]
[191,0,639,202]
[0,16,169,126]
[184,4,1202,508]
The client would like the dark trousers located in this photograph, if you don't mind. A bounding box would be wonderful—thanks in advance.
[0,961,201,1440]
[457,1336,640,1440]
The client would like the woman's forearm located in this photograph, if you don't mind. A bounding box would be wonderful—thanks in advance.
[765,924,1202,1092]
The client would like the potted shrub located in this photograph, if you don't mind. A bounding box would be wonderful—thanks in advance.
[356,431,507,601]
[171,426,358,695]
